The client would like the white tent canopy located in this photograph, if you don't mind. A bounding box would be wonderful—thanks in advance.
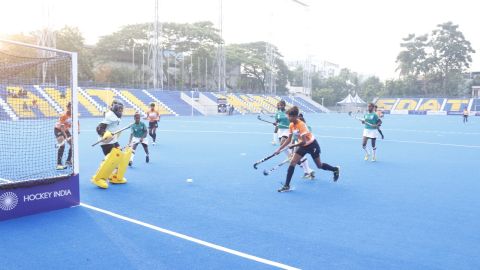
[337,93,366,105]
[353,93,366,104]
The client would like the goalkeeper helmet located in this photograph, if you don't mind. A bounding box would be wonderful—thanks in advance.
[111,100,124,118]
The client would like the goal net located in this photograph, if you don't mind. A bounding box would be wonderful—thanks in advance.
[0,39,79,188]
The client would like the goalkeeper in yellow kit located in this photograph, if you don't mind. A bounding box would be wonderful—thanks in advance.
[91,100,132,189]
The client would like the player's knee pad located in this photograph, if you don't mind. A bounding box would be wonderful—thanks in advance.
[92,147,122,181]
[110,147,132,182]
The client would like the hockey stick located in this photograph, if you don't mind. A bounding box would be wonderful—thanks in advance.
[257,115,276,125]
[349,113,375,127]
[253,152,278,169]
[263,156,308,176]
[91,124,133,147]
[260,109,275,118]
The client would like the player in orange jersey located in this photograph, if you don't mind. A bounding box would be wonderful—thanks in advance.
[145,102,160,145]
[54,102,73,170]
[274,106,340,192]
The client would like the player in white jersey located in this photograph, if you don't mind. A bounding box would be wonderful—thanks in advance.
[91,100,132,189]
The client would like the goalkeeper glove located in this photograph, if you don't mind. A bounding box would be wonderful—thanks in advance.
[102,130,113,140]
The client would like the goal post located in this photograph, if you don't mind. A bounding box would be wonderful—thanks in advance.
[0,39,80,221]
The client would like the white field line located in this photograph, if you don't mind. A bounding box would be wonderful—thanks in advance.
[80,203,300,270]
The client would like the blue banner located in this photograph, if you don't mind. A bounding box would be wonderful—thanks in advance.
[0,174,79,221]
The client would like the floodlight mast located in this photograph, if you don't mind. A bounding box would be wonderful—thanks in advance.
[217,0,226,92]
[149,0,164,90]
[291,0,312,96]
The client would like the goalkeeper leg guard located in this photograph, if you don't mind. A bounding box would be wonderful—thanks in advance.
[91,147,122,189]
[109,147,132,184]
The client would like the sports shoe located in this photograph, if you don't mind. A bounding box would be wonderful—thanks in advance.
[56,164,66,170]
[308,171,315,179]
[333,167,340,182]
[303,173,310,179]
[271,140,276,145]
[364,154,369,161]
[152,142,156,146]
[109,175,127,184]
[91,178,108,189]
[128,161,132,167]
[277,185,291,192]
[65,160,72,167]
[371,156,376,162]
[146,155,149,163]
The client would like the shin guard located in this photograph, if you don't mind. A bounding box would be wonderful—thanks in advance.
[109,147,132,184]
[91,147,123,188]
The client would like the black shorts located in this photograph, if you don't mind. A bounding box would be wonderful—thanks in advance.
[101,142,120,156]
[54,128,71,138]
[149,121,158,129]
[295,140,321,159]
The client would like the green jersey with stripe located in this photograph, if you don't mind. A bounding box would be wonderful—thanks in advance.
[364,112,378,129]
[131,121,147,138]
[275,110,290,129]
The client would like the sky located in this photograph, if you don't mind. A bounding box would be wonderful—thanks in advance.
[1,0,479,80]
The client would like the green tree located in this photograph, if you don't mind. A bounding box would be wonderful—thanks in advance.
[359,76,384,102]
[395,22,475,97]
[94,22,222,89]
[226,41,289,93]
[430,22,476,95]
[56,26,94,81]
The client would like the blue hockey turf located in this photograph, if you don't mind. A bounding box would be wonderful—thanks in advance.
[1,114,480,269]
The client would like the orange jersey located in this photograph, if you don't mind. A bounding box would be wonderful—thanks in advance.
[289,120,315,146]
[55,113,72,130]
[146,110,160,122]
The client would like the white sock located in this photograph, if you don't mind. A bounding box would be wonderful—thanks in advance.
[302,159,312,174]
[273,132,278,142]
[286,148,294,158]
[372,147,376,158]
[130,153,135,162]
[363,146,370,155]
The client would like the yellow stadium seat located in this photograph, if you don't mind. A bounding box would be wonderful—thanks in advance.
[120,90,171,115]
[45,87,103,116]
[6,86,57,118]
[86,89,136,116]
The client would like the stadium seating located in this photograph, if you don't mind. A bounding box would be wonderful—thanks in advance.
[85,88,137,116]
[211,93,249,114]
[4,86,57,118]
[4,85,480,120]
[0,85,335,120]
[250,95,276,113]
[44,87,100,117]
[145,90,200,116]
[280,96,322,113]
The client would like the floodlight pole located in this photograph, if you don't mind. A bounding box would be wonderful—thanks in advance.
[217,0,226,92]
